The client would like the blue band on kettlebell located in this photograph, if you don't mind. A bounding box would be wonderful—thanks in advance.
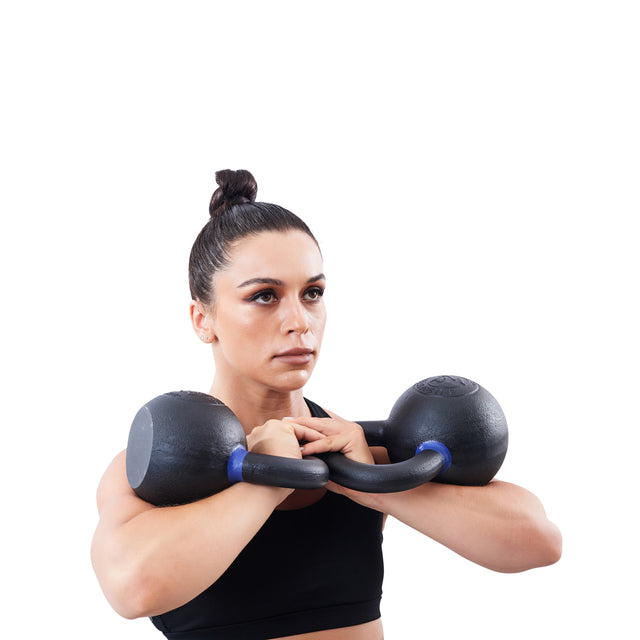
[415,440,452,474]
[227,446,248,484]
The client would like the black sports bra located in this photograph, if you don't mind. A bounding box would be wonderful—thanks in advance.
[150,399,384,639]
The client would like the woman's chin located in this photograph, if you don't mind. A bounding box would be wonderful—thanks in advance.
[268,368,314,392]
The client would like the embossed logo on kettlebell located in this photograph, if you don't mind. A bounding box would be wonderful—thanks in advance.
[414,375,479,397]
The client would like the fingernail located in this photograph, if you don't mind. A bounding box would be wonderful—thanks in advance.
[283,417,294,420]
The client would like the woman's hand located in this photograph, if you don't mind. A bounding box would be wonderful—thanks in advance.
[246,420,306,459]
[285,412,382,503]
[285,410,375,465]
[246,419,326,504]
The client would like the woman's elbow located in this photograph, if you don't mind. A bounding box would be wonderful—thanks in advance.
[533,518,563,568]
[99,563,168,620]
[92,538,161,620]
[503,516,562,574]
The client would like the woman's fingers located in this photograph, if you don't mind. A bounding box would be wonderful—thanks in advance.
[285,416,374,464]
[299,434,355,456]
[284,414,348,436]
[288,423,326,444]
[247,420,312,459]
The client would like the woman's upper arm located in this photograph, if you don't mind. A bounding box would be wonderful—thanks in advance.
[91,450,164,617]
[91,449,292,618]
[95,449,154,524]
[91,450,155,585]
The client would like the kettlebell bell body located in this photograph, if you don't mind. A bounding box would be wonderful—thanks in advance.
[127,391,329,506]
[381,375,508,486]
[320,375,509,492]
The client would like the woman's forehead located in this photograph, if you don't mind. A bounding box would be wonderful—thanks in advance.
[224,230,323,283]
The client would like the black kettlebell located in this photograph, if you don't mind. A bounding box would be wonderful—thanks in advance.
[319,375,508,492]
[126,391,329,506]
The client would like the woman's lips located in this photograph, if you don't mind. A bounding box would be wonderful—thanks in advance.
[273,348,314,365]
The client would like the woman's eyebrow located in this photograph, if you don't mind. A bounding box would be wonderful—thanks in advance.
[237,273,325,288]
[237,277,283,288]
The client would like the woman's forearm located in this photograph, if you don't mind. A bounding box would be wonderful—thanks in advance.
[92,482,288,619]
[339,479,562,573]
[291,414,561,573]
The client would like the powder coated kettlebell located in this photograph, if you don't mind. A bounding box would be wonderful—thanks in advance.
[126,390,329,506]
[319,375,509,492]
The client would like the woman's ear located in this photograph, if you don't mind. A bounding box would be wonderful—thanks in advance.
[190,300,215,344]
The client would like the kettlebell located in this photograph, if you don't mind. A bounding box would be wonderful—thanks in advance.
[319,375,508,492]
[126,390,329,506]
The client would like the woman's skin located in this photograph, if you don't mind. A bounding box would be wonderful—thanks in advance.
[91,230,561,640]
[191,230,328,431]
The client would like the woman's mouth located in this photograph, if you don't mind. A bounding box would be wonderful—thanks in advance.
[273,348,314,365]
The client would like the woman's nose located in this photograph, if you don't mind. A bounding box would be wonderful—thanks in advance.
[280,298,309,334]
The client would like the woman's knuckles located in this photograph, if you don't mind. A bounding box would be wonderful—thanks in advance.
[248,420,302,458]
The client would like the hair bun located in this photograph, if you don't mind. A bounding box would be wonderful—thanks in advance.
[209,169,258,216]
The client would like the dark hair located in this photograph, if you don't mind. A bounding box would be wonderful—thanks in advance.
[189,169,319,305]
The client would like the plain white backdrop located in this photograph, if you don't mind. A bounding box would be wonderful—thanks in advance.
[1,1,638,638]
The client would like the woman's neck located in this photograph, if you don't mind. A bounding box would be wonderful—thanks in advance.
[209,376,310,434]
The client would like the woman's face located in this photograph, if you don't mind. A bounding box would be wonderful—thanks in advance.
[207,230,327,394]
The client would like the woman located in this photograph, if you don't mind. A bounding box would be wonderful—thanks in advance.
[91,170,562,640]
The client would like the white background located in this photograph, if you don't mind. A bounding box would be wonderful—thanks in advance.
[1,1,638,638]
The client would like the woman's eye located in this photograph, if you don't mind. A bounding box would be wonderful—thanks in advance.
[304,287,324,301]
[250,290,277,304]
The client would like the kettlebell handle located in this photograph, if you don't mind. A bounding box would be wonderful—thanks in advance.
[226,446,329,489]
[320,418,453,492]
[317,375,509,492]
[320,446,450,493]
[357,420,386,446]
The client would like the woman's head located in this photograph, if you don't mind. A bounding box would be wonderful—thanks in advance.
[189,170,326,394]
[189,169,319,307]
